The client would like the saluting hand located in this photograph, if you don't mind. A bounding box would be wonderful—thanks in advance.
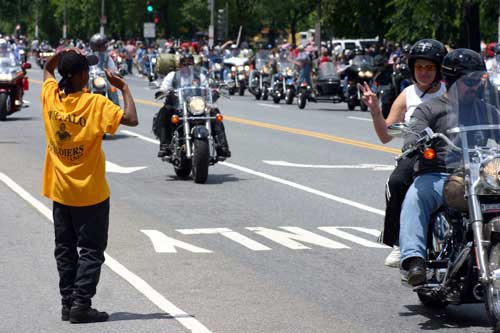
[104,69,127,90]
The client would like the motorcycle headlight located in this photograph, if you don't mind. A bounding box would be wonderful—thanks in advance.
[237,66,244,72]
[481,157,500,190]
[93,76,106,90]
[19,50,25,55]
[231,66,236,72]
[359,71,365,78]
[244,65,250,71]
[151,57,157,64]
[188,96,206,115]
[286,69,293,76]
[117,56,122,62]
[365,71,373,78]
[215,63,222,71]
[0,73,13,81]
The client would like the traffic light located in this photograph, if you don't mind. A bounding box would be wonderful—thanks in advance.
[146,1,153,13]
[153,16,159,24]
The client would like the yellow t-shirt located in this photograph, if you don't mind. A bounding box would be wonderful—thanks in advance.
[41,78,124,206]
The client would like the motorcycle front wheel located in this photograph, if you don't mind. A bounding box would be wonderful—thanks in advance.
[298,93,306,109]
[485,241,500,330]
[192,139,210,184]
[0,92,11,121]
[285,90,294,105]
[262,88,269,100]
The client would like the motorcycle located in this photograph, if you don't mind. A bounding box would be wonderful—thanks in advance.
[313,62,343,104]
[373,63,396,119]
[86,66,119,106]
[156,67,227,184]
[110,49,129,77]
[248,50,271,100]
[390,71,500,331]
[0,54,30,121]
[343,54,375,111]
[223,56,250,96]
[208,56,224,88]
[35,44,55,69]
[270,56,296,104]
[144,50,158,82]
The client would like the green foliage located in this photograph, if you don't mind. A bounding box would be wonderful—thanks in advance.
[1,0,499,46]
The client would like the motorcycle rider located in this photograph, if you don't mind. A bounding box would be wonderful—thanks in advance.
[399,49,500,286]
[0,38,17,64]
[89,33,120,106]
[155,53,231,159]
[360,39,447,267]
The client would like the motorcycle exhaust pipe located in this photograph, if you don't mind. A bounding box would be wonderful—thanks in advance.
[447,243,472,279]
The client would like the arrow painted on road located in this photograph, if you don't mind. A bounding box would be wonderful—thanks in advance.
[106,161,147,174]
[263,160,394,171]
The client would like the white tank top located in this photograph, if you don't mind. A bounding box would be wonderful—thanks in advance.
[404,83,446,123]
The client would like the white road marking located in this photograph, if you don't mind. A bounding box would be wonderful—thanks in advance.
[121,129,160,144]
[347,116,372,122]
[177,228,271,251]
[247,227,350,250]
[106,161,147,174]
[120,130,385,216]
[318,227,388,248]
[263,160,394,171]
[0,172,212,333]
[141,230,212,253]
[257,103,281,108]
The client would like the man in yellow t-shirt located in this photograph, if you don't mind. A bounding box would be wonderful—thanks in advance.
[42,49,138,324]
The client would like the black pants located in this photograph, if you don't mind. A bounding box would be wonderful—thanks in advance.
[382,156,416,247]
[53,198,109,306]
[156,105,229,149]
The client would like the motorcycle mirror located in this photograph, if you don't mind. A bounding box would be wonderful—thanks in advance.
[387,123,408,138]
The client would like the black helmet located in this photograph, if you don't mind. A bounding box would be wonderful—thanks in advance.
[408,39,447,82]
[179,53,194,67]
[441,48,486,89]
[89,33,108,51]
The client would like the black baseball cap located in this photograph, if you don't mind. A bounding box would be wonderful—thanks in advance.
[57,51,98,78]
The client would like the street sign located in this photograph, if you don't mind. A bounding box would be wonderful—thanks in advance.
[143,22,156,38]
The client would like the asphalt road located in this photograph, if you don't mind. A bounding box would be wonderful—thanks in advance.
[0,63,493,333]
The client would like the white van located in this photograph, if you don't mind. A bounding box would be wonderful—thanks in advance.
[331,38,378,52]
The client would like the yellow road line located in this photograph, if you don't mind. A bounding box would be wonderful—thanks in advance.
[30,79,399,155]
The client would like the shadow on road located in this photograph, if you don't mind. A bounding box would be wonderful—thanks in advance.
[103,134,133,141]
[165,173,241,184]
[400,303,490,331]
[2,116,37,121]
[109,311,193,321]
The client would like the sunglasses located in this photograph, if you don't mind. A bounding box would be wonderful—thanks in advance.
[415,64,436,72]
[463,78,481,87]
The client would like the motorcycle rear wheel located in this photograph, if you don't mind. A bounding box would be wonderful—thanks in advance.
[0,93,11,121]
[192,139,210,184]
[485,242,500,330]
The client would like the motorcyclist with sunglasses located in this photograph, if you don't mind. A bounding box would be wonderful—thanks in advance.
[360,39,447,267]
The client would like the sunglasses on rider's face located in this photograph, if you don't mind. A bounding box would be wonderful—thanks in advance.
[462,78,481,87]
[415,64,436,72]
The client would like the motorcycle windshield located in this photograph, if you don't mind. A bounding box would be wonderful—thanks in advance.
[278,61,294,75]
[444,71,500,170]
[176,66,211,106]
[0,55,19,74]
[318,62,339,80]
[352,55,374,67]
[255,51,270,70]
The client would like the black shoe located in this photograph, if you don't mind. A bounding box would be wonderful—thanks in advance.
[69,304,109,324]
[157,144,171,158]
[61,296,73,321]
[404,257,427,287]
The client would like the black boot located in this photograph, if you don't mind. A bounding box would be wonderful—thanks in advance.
[69,302,109,324]
[157,144,171,158]
[403,257,426,287]
[61,296,73,321]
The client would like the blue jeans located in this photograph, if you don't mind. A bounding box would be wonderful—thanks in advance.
[399,173,449,265]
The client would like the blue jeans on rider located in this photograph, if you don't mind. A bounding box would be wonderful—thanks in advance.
[299,65,312,86]
[399,173,449,267]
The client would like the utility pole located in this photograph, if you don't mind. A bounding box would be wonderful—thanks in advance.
[63,0,67,39]
[315,0,321,50]
[209,0,215,48]
[100,0,105,35]
[498,0,500,43]
[35,0,39,39]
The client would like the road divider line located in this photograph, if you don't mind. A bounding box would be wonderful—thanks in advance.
[30,79,398,155]
[0,172,212,333]
[119,130,385,216]
[347,116,372,122]
[257,103,281,109]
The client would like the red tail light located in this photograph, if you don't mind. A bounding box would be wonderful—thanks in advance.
[423,148,436,160]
